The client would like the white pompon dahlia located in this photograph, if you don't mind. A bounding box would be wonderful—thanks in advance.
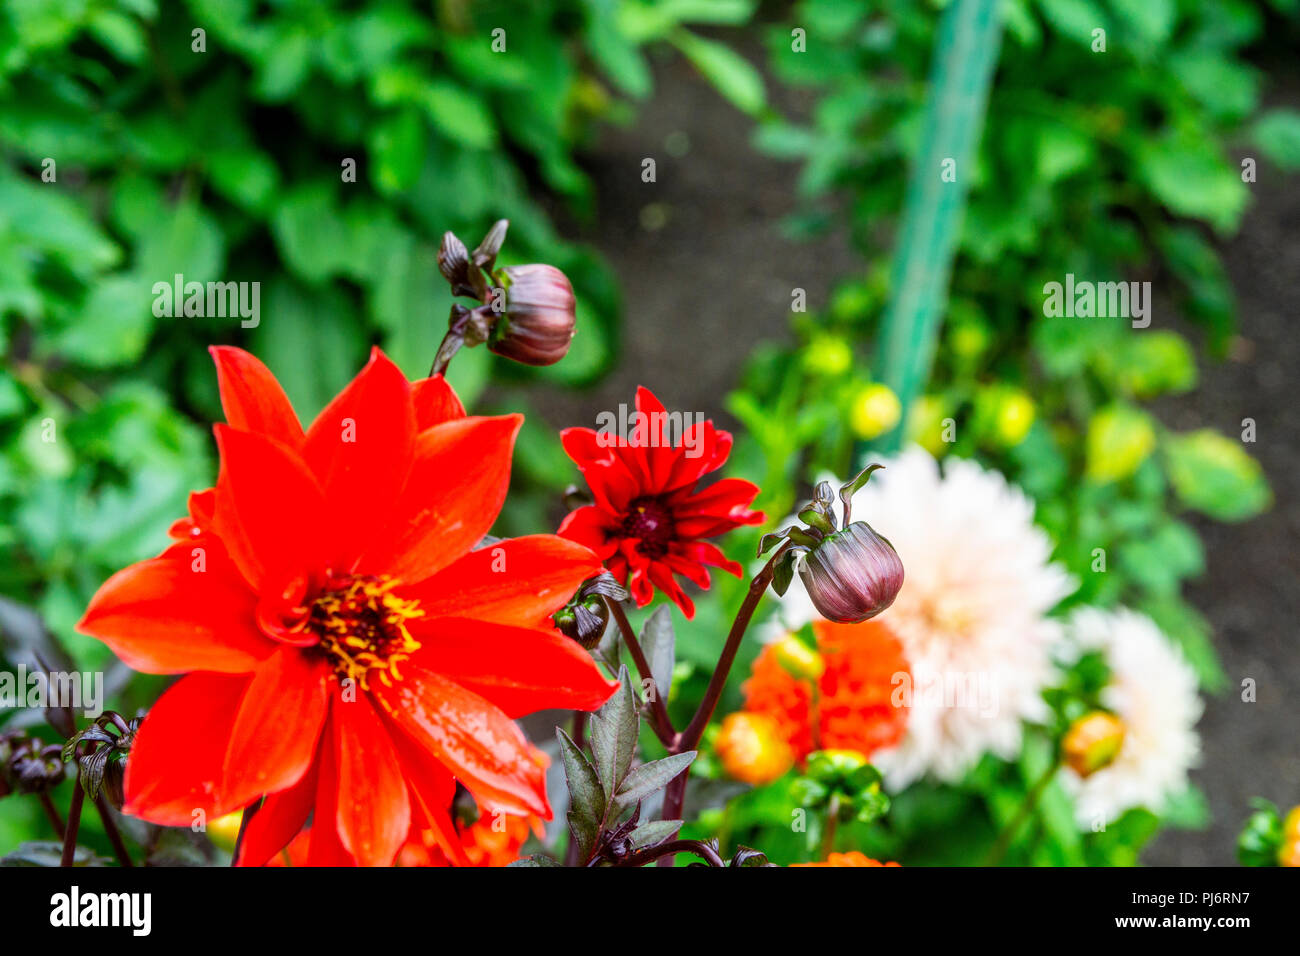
[769,447,1075,788]
[1059,607,1202,829]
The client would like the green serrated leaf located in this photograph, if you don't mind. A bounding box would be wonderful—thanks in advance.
[556,728,604,863]
[628,819,682,849]
[616,751,696,809]
[591,666,639,796]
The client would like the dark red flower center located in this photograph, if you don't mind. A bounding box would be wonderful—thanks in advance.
[622,496,676,558]
[308,575,423,692]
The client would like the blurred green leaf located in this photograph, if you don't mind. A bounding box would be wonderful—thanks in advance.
[1164,429,1271,521]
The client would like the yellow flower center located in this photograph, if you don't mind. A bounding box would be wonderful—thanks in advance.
[310,576,423,692]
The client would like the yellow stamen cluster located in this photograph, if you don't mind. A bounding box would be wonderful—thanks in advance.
[310,576,423,692]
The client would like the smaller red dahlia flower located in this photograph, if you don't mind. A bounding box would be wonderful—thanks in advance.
[558,387,764,618]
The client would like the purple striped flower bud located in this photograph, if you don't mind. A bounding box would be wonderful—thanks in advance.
[798,520,904,623]
[489,264,576,367]
[760,464,903,624]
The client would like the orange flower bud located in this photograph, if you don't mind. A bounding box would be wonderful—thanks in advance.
[716,712,795,786]
[1062,710,1125,778]
[1283,805,1300,843]
[771,634,826,681]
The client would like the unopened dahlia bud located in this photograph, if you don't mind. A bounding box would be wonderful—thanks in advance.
[0,732,19,798]
[554,573,628,649]
[1062,710,1125,778]
[553,595,609,650]
[8,737,64,794]
[716,712,794,785]
[760,464,904,625]
[799,521,903,624]
[489,264,576,367]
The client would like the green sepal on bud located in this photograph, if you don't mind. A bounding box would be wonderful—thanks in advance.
[554,573,629,649]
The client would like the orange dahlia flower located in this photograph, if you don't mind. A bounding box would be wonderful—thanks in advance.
[557,386,764,618]
[78,346,618,866]
[792,851,900,867]
[399,744,548,867]
[399,808,542,867]
[740,619,909,764]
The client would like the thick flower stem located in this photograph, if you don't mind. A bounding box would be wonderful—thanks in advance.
[602,839,724,868]
[986,755,1061,866]
[39,792,66,840]
[93,795,133,867]
[604,597,676,746]
[429,327,465,377]
[60,780,85,867]
[822,794,840,858]
[659,547,787,832]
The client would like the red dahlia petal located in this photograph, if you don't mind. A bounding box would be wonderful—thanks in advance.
[364,414,522,585]
[223,647,330,804]
[213,425,329,591]
[209,346,304,448]
[660,551,713,590]
[619,543,656,608]
[556,505,619,559]
[306,719,355,866]
[647,561,695,619]
[378,662,549,818]
[560,428,640,512]
[302,347,417,571]
[122,673,252,826]
[558,427,611,470]
[411,375,466,430]
[407,617,618,718]
[670,476,762,519]
[663,419,734,492]
[333,695,410,867]
[405,534,602,629]
[77,549,269,675]
[234,760,318,867]
[390,732,470,867]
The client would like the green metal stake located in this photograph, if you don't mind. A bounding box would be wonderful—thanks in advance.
[870,0,1005,454]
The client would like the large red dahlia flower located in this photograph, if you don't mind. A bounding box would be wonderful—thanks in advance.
[557,386,764,618]
[78,346,617,866]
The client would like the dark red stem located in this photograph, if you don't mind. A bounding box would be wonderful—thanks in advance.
[60,780,85,867]
[605,597,676,746]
